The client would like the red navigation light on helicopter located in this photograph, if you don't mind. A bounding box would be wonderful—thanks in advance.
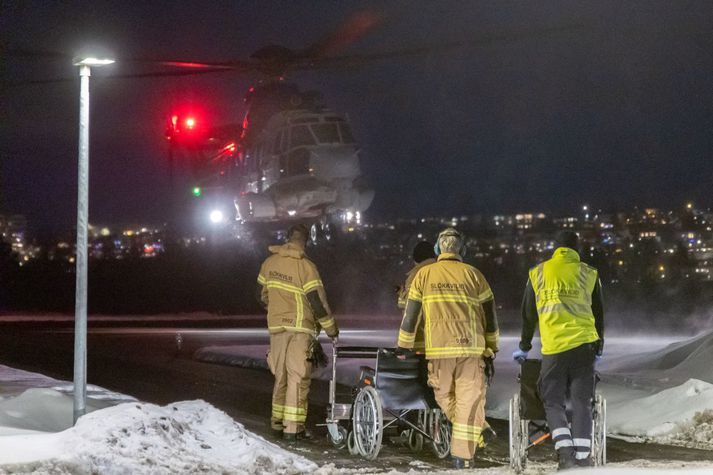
[166,110,208,144]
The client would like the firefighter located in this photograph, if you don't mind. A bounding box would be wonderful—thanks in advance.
[513,231,604,469]
[257,223,338,441]
[396,241,436,353]
[397,228,499,469]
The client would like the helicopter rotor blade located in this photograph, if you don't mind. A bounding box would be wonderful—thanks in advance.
[294,22,588,71]
[3,67,245,88]
[301,9,384,59]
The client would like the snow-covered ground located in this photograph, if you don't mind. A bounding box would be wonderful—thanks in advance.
[2,322,713,473]
[195,330,713,450]
[0,365,316,473]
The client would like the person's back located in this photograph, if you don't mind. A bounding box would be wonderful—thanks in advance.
[257,224,337,441]
[409,256,495,359]
[529,247,599,355]
[514,231,604,469]
[398,228,498,469]
[259,241,335,335]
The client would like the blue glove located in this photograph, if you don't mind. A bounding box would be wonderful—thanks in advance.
[512,349,529,363]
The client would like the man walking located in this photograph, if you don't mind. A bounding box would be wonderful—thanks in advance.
[513,231,604,469]
[398,228,499,469]
[257,224,338,441]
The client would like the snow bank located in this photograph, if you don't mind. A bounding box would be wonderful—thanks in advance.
[604,330,713,386]
[608,379,713,438]
[0,400,316,474]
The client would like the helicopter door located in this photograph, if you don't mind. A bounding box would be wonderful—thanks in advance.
[287,125,315,176]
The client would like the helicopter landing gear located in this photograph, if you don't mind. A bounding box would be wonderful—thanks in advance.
[310,218,335,245]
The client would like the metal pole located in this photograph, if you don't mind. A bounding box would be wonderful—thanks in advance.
[73,64,90,424]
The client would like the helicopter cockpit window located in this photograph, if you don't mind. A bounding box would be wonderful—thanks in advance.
[272,131,283,154]
[290,125,315,147]
[338,123,355,143]
[292,117,317,124]
[279,129,288,153]
[311,123,340,144]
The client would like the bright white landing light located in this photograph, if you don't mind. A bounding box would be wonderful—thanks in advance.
[209,210,224,223]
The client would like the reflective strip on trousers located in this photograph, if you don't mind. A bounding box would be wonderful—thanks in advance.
[282,405,307,423]
[555,439,574,449]
[272,403,285,418]
[552,427,572,439]
[452,422,482,442]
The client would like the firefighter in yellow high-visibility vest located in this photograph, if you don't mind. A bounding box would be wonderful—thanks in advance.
[513,231,604,469]
[397,228,499,469]
[257,224,338,442]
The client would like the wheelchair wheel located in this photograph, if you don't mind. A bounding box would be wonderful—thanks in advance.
[347,429,359,455]
[352,385,383,460]
[407,429,424,453]
[428,409,451,459]
[509,393,527,472]
[592,393,607,466]
[328,424,348,449]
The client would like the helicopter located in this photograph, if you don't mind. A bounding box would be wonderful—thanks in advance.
[164,72,375,235]
[161,13,386,239]
[8,12,582,240]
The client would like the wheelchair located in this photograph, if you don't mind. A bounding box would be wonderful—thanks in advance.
[325,345,451,461]
[508,359,606,472]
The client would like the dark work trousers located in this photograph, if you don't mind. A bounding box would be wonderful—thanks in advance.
[538,342,596,460]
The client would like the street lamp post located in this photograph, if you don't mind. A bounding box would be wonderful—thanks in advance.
[72,57,114,424]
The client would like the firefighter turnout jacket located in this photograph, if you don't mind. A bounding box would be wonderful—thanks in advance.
[257,242,338,337]
[397,253,499,359]
[520,247,603,355]
[397,257,436,353]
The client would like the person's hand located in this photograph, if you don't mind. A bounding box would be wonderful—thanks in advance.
[484,357,495,386]
[395,347,413,360]
[330,335,338,346]
[512,349,529,363]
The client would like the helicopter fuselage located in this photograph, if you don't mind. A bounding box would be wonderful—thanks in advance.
[234,108,374,222]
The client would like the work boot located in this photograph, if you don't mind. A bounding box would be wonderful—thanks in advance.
[270,422,284,439]
[283,429,313,442]
[556,446,577,471]
[479,426,497,448]
[451,456,472,469]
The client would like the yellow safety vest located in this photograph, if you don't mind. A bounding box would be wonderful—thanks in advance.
[529,247,600,355]
[404,253,497,360]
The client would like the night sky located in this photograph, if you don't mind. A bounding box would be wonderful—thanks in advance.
[2,1,713,234]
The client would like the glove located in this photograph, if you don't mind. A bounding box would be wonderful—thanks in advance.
[512,349,529,363]
[394,347,414,360]
[330,335,338,345]
[484,357,495,386]
[593,339,604,357]
[307,338,329,368]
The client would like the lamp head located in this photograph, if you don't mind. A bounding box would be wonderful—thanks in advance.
[73,57,115,67]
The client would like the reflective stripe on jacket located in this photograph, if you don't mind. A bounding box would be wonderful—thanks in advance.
[397,258,436,352]
[402,253,497,359]
[258,242,336,335]
[529,247,600,355]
